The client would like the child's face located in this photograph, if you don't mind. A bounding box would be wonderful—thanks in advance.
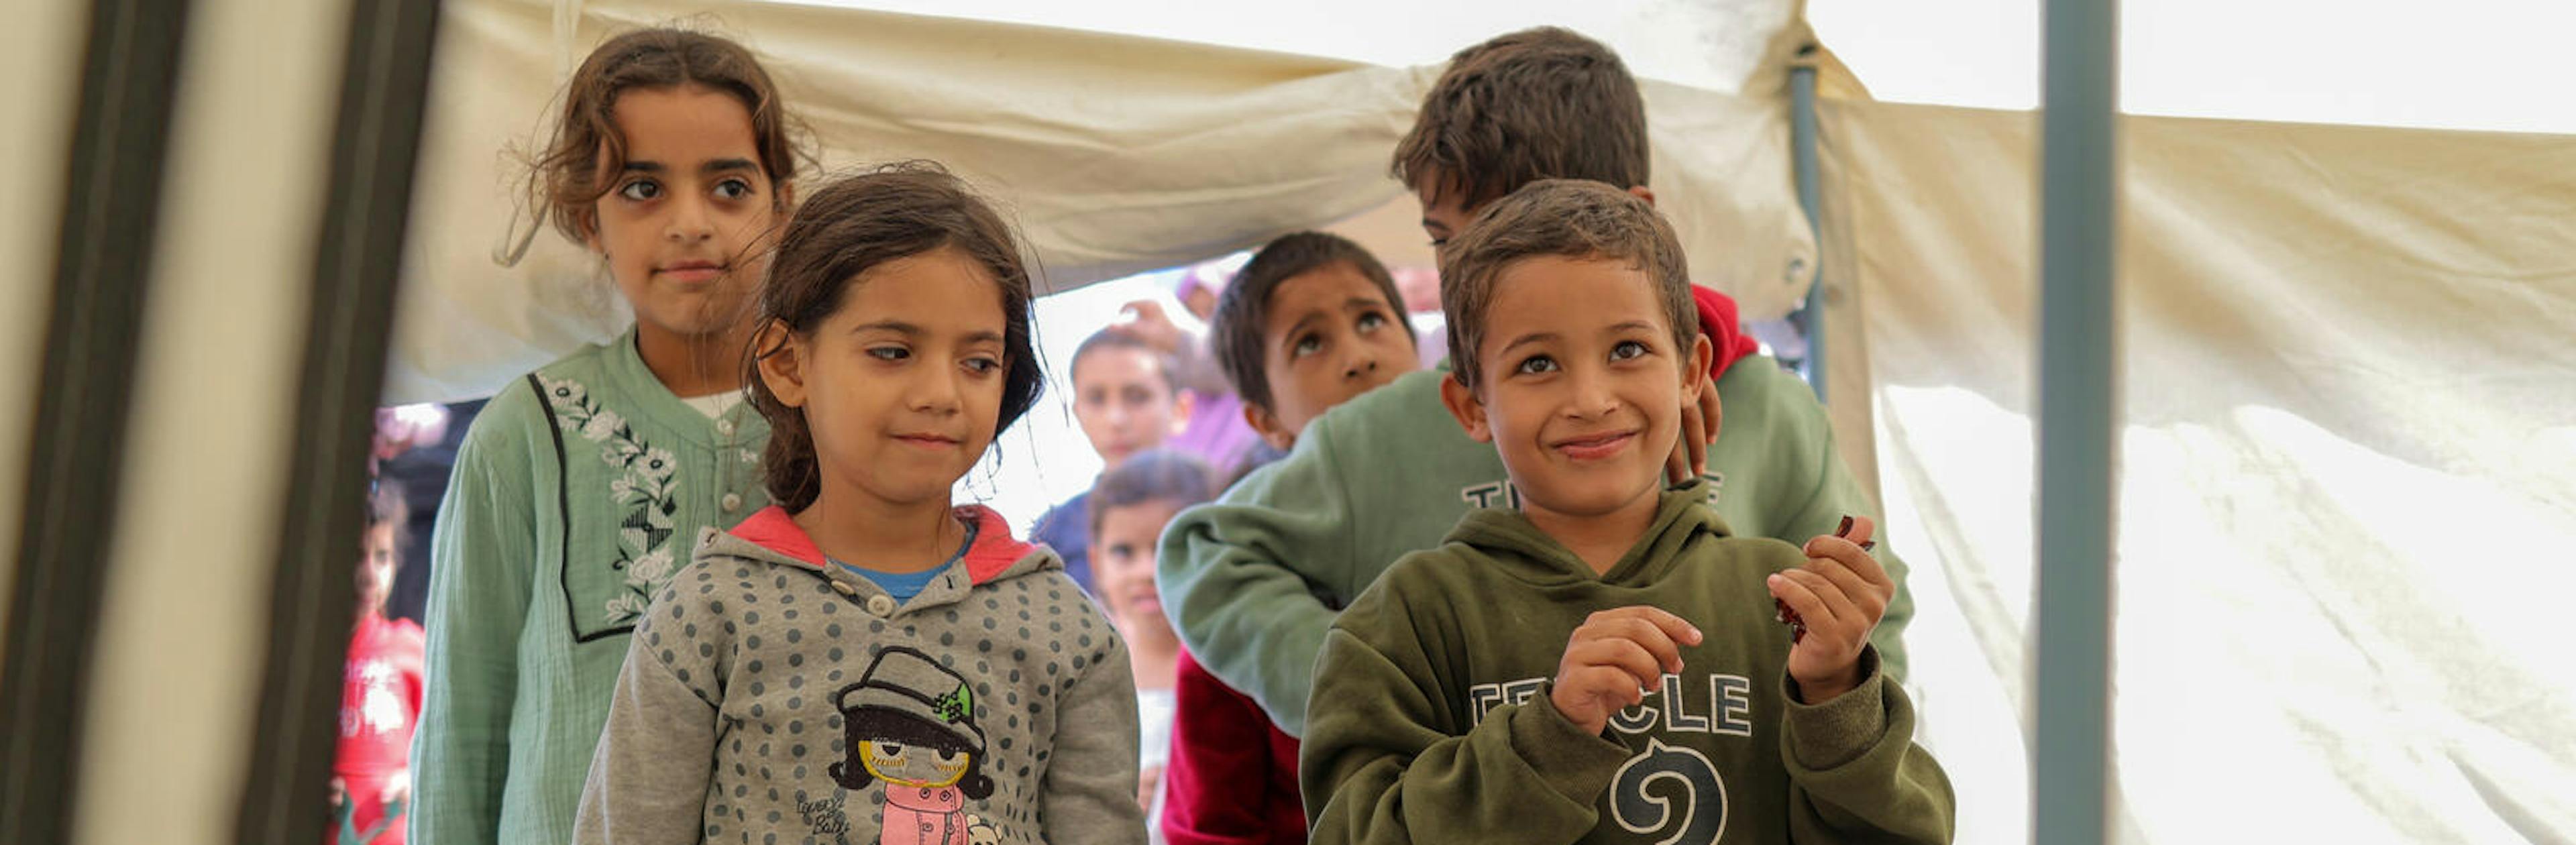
[1247,262,1421,449]
[356,522,397,614]
[1440,256,1709,522]
[1089,499,1183,646]
[858,738,971,789]
[586,85,781,345]
[1071,347,1182,469]
[766,247,1010,512]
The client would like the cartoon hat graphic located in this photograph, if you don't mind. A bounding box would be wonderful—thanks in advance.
[837,646,984,751]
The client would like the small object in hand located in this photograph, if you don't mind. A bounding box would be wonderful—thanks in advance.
[1778,516,1872,642]
[1774,598,1807,644]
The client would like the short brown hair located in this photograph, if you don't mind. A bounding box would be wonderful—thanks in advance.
[520,27,814,251]
[1391,27,1650,212]
[1087,449,1217,537]
[1210,231,1415,410]
[1440,180,1693,392]
[747,162,1045,512]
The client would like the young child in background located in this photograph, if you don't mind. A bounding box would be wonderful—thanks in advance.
[575,163,1144,844]
[1083,449,1218,833]
[414,27,808,845]
[1158,230,1418,845]
[333,484,425,845]
[1030,329,1191,592]
[1157,27,1907,751]
[1301,180,1953,844]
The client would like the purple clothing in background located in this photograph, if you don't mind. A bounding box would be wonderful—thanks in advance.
[1165,389,1260,480]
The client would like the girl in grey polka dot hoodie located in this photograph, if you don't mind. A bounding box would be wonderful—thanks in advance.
[574,505,1143,845]
[570,166,1143,845]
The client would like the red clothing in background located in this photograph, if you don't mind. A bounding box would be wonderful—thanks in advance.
[331,612,423,845]
[1163,649,1306,845]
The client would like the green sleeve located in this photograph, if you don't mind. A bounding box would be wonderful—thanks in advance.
[1156,423,1358,738]
[411,392,541,845]
[1780,647,1957,844]
[572,604,717,845]
[1762,367,1916,682]
[1299,582,1632,845]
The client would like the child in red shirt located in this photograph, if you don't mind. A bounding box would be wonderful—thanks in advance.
[331,486,425,844]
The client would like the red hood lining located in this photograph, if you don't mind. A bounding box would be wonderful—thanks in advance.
[726,505,1038,585]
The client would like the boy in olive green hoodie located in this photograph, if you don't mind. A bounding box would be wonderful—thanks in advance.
[1157,26,1911,744]
[1301,180,1953,844]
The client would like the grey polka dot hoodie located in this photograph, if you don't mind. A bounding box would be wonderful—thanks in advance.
[573,505,1145,845]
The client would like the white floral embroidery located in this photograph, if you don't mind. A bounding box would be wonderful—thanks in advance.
[539,374,686,630]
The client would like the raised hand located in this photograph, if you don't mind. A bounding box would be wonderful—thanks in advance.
[1767,516,1889,703]
[1550,606,1704,735]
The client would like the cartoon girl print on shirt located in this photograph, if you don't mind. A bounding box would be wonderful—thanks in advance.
[832,646,1000,845]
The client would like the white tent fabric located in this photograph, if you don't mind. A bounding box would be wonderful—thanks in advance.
[387,0,1820,402]
[1824,99,2576,842]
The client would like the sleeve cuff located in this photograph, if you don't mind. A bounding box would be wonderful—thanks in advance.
[1782,645,1891,771]
[1509,683,1638,807]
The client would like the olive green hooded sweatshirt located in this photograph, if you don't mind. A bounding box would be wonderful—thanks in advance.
[1301,482,1953,845]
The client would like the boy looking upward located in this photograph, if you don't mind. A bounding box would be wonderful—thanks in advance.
[1301,180,1953,844]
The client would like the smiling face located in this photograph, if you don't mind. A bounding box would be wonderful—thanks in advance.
[1248,262,1421,447]
[585,85,782,347]
[1070,345,1182,468]
[1441,255,1710,526]
[1089,498,1184,653]
[759,246,1010,514]
[858,738,973,789]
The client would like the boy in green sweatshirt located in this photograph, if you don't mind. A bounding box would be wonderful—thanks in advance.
[1157,26,1911,742]
[1301,180,1953,844]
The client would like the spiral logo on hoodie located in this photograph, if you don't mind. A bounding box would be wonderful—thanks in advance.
[1609,739,1727,845]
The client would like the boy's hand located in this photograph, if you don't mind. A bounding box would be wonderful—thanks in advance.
[1664,374,1721,484]
[1768,516,1890,703]
[1551,606,1703,736]
[1112,300,1187,355]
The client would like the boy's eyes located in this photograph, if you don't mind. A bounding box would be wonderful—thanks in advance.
[616,179,661,201]
[1291,334,1323,358]
[1513,354,1560,376]
[1356,312,1387,332]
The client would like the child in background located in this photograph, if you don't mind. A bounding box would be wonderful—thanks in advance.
[333,484,425,845]
[575,163,1144,844]
[413,27,807,845]
[1159,231,1418,845]
[1030,329,1191,592]
[1157,27,1908,750]
[1083,449,1219,830]
[1302,179,1952,844]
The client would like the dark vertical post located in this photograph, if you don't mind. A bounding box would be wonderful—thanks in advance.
[0,1,195,842]
[231,0,443,840]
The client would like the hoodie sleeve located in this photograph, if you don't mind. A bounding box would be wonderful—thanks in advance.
[1040,620,1149,843]
[572,581,721,845]
[1780,647,1957,844]
[1155,422,1360,738]
[1299,575,1633,845]
[410,391,539,845]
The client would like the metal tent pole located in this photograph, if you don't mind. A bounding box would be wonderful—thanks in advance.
[1789,48,1825,400]
[2033,0,2120,842]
